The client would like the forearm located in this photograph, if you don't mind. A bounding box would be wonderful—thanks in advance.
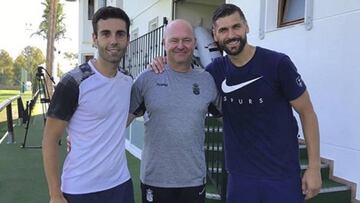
[300,111,321,169]
[42,118,67,199]
[42,134,63,198]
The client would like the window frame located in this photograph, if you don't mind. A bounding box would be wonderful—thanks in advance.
[88,0,94,20]
[131,28,139,41]
[277,0,305,27]
[148,17,159,32]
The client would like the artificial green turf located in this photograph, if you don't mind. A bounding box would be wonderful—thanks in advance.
[0,114,60,203]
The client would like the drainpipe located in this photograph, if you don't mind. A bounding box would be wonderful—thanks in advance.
[171,0,176,20]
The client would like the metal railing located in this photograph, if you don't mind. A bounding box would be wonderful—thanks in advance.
[205,114,227,202]
[0,95,25,144]
[123,17,168,78]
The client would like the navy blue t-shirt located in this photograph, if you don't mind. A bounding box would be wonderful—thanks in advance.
[206,47,306,179]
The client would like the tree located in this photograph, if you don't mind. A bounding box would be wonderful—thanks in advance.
[15,46,46,93]
[12,55,25,88]
[33,0,67,96]
[33,0,66,43]
[63,51,78,67]
[0,49,14,86]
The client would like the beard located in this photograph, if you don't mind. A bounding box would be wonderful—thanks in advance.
[218,35,247,56]
[98,46,127,64]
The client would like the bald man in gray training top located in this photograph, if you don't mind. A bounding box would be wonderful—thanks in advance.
[128,19,221,203]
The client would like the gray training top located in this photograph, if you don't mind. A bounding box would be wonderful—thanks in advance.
[130,65,219,187]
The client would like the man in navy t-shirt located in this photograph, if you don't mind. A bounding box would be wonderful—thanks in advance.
[205,3,322,203]
[150,4,322,202]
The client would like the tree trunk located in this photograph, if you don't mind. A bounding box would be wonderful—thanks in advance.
[45,0,57,97]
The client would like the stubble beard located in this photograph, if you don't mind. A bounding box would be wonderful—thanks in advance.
[219,35,247,56]
[99,46,127,65]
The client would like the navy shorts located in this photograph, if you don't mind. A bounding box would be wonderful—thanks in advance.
[227,173,305,203]
[141,182,205,203]
[63,179,135,203]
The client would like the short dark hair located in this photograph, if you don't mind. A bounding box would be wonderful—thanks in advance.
[92,6,130,37]
[212,4,247,26]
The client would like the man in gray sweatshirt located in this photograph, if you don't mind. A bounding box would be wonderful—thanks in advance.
[129,19,221,203]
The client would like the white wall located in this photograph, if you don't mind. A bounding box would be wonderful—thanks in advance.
[78,0,97,63]
[78,0,125,63]
[230,0,360,200]
[124,0,172,38]
[175,1,220,29]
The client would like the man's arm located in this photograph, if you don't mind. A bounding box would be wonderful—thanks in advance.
[126,102,146,128]
[126,113,137,127]
[42,117,68,203]
[148,56,166,73]
[290,90,322,200]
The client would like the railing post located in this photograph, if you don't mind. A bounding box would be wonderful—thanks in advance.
[17,97,25,124]
[6,104,15,144]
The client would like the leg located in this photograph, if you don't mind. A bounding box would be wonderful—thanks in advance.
[178,184,206,203]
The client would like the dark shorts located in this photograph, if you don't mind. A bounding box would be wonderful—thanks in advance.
[141,182,205,203]
[227,173,305,203]
[63,179,135,203]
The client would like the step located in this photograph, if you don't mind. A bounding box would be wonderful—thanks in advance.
[205,145,223,151]
[204,135,353,203]
[206,160,330,177]
[204,126,223,133]
[206,176,225,202]
[205,132,223,144]
[206,162,329,175]
[208,166,223,174]
[306,179,352,203]
[300,159,330,180]
[299,143,308,160]
[205,193,221,202]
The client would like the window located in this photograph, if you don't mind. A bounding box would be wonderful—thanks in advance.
[148,17,159,32]
[278,0,305,27]
[131,28,139,41]
[99,0,107,8]
[84,54,94,63]
[88,0,94,20]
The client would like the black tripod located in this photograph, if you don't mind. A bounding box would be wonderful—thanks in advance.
[21,66,55,148]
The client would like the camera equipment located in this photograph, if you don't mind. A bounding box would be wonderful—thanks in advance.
[21,66,55,148]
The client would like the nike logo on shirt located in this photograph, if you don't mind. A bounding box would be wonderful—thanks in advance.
[221,76,263,93]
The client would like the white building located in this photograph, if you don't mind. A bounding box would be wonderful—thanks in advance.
[74,0,360,201]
